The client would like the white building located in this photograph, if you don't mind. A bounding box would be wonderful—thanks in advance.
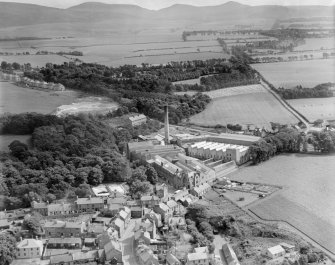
[186,252,209,265]
[128,114,147,127]
[267,245,285,259]
[16,238,43,259]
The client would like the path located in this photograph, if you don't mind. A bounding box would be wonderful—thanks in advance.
[260,79,311,131]
[121,218,139,265]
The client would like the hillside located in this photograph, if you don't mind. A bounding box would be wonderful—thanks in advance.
[0,1,333,31]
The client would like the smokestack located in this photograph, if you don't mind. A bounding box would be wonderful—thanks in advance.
[164,105,170,145]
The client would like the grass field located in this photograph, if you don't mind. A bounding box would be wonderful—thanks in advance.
[188,84,298,129]
[287,97,335,122]
[228,153,335,253]
[294,37,335,51]
[253,59,335,88]
[0,82,80,114]
[0,55,71,68]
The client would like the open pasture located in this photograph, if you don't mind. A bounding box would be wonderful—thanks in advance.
[0,82,80,114]
[253,59,335,88]
[294,37,335,51]
[189,84,298,129]
[229,153,335,254]
[287,97,335,122]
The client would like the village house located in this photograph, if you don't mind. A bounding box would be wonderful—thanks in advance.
[154,202,172,224]
[111,218,124,238]
[103,240,123,264]
[190,183,211,198]
[76,196,105,213]
[87,223,106,237]
[119,208,131,227]
[16,238,43,259]
[166,251,181,265]
[168,216,186,230]
[44,220,86,238]
[222,243,240,265]
[135,230,152,246]
[47,238,82,249]
[131,206,144,218]
[144,210,163,228]
[32,201,77,216]
[136,245,159,265]
[49,250,102,265]
[155,183,169,202]
[166,199,178,214]
[172,188,189,202]
[135,219,157,240]
[84,238,96,248]
[267,245,286,259]
[186,252,209,265]
[140,195,160,208]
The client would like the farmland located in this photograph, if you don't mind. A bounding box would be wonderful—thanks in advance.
[228,153,335,254]
[188,84,298,129]
[0,82,80,114]
[0,54,72,68]
[287,97,335,122]
[253,59,335,89]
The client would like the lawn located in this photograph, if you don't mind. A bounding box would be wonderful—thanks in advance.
[287,97,335,122]
[227,153,335,254]
[0,82,80,114]
[253,59,335,89]
[189,84,298,129]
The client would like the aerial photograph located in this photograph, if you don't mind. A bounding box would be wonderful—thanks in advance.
[0,0,334,264]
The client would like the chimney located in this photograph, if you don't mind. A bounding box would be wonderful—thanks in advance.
[164,105,170,145]
[89,195,91,200]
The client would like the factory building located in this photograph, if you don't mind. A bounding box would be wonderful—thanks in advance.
[188,141,249,165]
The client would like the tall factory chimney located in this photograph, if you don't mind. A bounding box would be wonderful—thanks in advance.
[164,105,170,145]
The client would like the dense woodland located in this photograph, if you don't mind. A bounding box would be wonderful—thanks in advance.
[0,113,160,211]
[275,83,334,99]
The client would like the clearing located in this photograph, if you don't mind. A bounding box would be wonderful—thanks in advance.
[188,84,298,129]
[0,82,80,114]
[228,153,335,254]
[287,97,335,122]
[253,59,335,89]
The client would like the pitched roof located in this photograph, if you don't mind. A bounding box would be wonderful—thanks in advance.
[166,200,178,209]
[48,238,81,245]
[112,218,124,228]
[268,245,285,255]
[166,252,180,265]
[194,246,208,253]
[141,195,159,201]
[187,252,208,261]
[119,210,128,220]
[76,197,104,204]
[157,202,170,212]
[17,239,43,249]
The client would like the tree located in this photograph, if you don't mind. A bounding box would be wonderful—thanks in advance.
[129,180,152,198]
[12,62,20,70]
[22,214,42,235]
[131,166,147,182]
[8,140,29,160]
[145,165,158,184]
[0,233,17,265]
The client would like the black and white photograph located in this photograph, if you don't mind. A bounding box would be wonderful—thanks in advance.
[0,0,334,264]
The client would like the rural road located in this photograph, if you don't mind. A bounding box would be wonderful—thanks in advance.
[260,79,311,131]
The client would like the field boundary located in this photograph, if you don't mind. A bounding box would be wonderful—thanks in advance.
[249,208,335,260]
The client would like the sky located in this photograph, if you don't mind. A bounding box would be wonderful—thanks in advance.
[2,0,335,9]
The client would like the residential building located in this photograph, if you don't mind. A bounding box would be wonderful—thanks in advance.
[119,209,131,227]
[144,210,163,228]
[140,195,160,208]
[103,240,123,264]
[111,218,124,238]
[136,245,159,265]
[32,201,76,216]
[135,230,151,246]
[166,200,178,214]
[44,220,86,238]
[135,219,157,240]
[186,252,209,265]
[280,242,295,252]
[75,196,105,213]
[16,239,43,259]
[267,245,286,259]
[0,219,10,229]
[131,206,144,218]
[49,250,101,265]
[47,238,82,249]
[155,183,169,202]
[87,223,106,237]
[168,216,186,230]
[222,243,240,265]
[190,183,211,198]
[166,252,181,265]
[154,203,172,224]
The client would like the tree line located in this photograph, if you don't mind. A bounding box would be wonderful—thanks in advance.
[275,83,334,99]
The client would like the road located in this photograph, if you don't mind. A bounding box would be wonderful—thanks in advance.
[260,80,311,131]
[121,218,140,265]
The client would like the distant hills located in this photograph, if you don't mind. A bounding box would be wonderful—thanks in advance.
[0,1,334,30]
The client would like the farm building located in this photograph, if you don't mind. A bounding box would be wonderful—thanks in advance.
[267,245,285,259]
[222,243,240,265]
[187,141,249,165]
[128,114,147,127]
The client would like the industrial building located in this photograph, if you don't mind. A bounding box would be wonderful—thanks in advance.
[187,141,249,165]
[127,114,147,127]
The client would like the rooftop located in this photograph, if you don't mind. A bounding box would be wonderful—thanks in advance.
[187,252,208,261]
[76,196,104,205]
[17,239,43,249]
[268,245,285,255]
[48,237,81,245]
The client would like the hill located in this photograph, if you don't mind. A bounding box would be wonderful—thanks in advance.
[0,1,333,31]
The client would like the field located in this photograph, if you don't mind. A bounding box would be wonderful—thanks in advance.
[0,55,71,68]
[228,153,335,254]
[188,84,298,129]
[0,82,80,114]
[0,34,228,66]
[253,59,335,88]
[287,97,335,122]
[294,37,335,51]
